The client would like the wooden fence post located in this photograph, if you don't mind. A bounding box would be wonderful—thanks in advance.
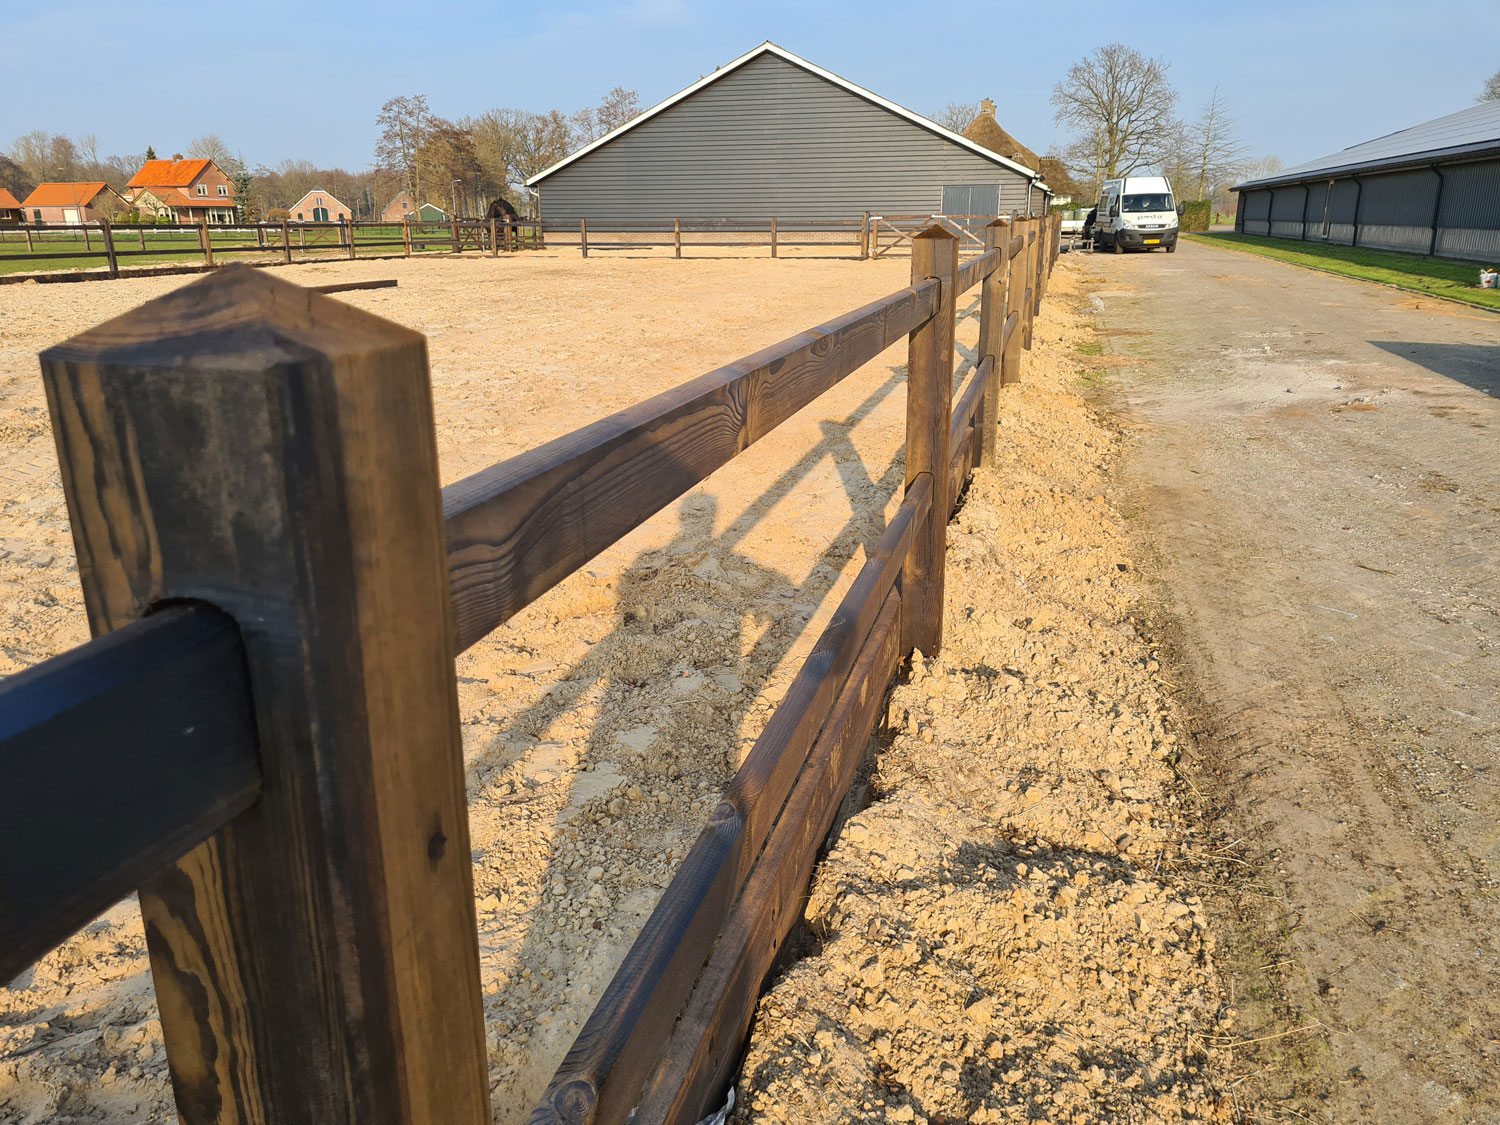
[976,218,1009,465]
[199,220,214,267]
[580,218,589,258]
[403,219,413,257]
[489,217,498,257]
[1002,219,1026,387]
[84,224,92,252]
[100,218,119,279]
[281,219,292,264]
[138,226,147,252]
[346,217,357,260]
[770,216,778,258]
[1021,220,1036,350]
[39,266,490,1125]
[256,225,266,250]
[450,217,460,255]
[903,225,958,658]
[673,218,682,259]
[860,211,871,259]
[25,226,33,252]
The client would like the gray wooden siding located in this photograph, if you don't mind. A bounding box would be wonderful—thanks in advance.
[536,52,1037,225]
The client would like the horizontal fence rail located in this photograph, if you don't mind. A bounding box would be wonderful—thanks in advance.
[3,213,1063,1125]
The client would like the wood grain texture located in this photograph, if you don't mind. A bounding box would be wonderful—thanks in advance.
[0,604,260,983]
[40,265,488,1125]
[443,280,938,653]
[902,225,958,657]
[309,279,399,294]
[949,353,991,469]
[1003,226,1027,386]
[634,589,903,1125]
[528,477,931,1125]
[975,220,1009,465]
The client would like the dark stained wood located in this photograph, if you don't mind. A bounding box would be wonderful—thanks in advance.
[949,353,991,460]
[309,279,399,294]
[198,221,213,267]
[955,247,998,297]
[635,589,903,1125]
[100,218,119,279]
[1022,222,1037,350]
[673,218,681,258]
[902,225,958,657]
[0,604,260,983]
[769,217,778,258]
[528,477,930,1125]
[976,219,1009,464]
[950,423,975,507]
[40,265,489,1125]
[281,219,292,264]
[443,279,938,653]
[581,218,589,258]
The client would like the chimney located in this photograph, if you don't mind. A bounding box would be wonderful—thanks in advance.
[980,99,996,116]
[171,153,183,161]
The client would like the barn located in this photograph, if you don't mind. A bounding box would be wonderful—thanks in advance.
[1233,99,1500,260]
[526,42,1050,226]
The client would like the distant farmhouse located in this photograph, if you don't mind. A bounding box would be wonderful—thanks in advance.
[125,156,237,224]
[1234,99,1500,260]
[526,41,1051,225]
[382,191,417,222]
[959,99,1084,205]
[21,182,128,224]
[289,189,352,222]
[0,188,22,224]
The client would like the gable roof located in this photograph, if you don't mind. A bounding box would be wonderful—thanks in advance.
[527,41,1047,187]
[290,188,352,210]
[1237,99,1500,190]
[0,188,21,209]
[1037,156,1083,196]
[128,158,215,189]
[22,182,113,208]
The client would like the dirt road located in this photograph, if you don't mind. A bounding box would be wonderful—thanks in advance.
[1091,241,1500,1121]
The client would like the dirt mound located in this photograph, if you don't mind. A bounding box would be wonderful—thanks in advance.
[731,262,1233,1124]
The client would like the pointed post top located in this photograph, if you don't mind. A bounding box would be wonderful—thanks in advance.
[912,223,958,241]
[42,263,423,371]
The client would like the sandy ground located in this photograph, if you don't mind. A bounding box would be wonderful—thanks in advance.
[1093,241,1500,1122]
[730,263,1234,1124]
[0,248,943,1122]
[0,249,1237,1124]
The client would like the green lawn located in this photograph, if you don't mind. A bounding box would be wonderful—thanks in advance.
[1184,232,1500,312]
[0,223,533,278]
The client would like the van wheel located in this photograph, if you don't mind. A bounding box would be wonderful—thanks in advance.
[1166,242,1176,253]
[1113,237,1124,254]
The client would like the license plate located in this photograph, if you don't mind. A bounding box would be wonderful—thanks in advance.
[1144,238,1160,245]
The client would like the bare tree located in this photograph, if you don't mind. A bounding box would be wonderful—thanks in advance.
[572,86,642,143]
[1482,69,1500,101]
[469,107,575,202]
[187,133,237,169]
[932,100,981,132]
[1239,154,1285,183]
[1052,44,1178,180]
[376,94,438,202]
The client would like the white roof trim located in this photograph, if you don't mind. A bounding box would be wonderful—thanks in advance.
[526,41,1048,187]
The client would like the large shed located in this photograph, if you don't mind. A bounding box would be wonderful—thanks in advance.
[1233,100,1500,260]
[526,42,1049,225]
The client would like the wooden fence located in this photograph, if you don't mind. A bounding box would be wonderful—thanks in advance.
[0,217,544,279]
[2,215,1062,1125]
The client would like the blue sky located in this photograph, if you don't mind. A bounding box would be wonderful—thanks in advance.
[6,0,1499,173]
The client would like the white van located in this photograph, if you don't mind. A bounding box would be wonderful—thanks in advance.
[1092,175,1178,253]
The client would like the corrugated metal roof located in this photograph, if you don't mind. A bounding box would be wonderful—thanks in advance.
[21,182,111,207]
[127,158,215,189]
[1237,100,1500,190]
[527,41,1047,188]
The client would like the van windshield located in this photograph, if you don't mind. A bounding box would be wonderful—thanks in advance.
[1123,193,1174,213]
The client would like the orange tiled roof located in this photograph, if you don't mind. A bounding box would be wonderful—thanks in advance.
[127,158,215,189]
[0,188,21,209]
[22,182,111,207]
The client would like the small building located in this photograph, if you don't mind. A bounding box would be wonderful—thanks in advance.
[1233,99,1500,260]
[20,182,128,224]
[125,156,237,224]
[382,191,418,222]
[413,201,446,223]
[526,42,1049,225]
[0,188,22,224]
[289,189,353,222]
[1037,157,1085,205]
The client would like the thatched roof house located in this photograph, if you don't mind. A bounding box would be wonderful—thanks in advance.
[1037,156,1084,199]
[962,101,1040,171]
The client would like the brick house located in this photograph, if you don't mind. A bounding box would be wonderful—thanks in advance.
[20,182,129,224]
[381,191,417,222]
[288,189,352,222]
[125,156,237,224]
[0,188,22,224]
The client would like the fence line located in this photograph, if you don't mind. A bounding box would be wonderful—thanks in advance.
[4,215,1063,1125]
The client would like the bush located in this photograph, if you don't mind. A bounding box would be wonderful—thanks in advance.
[267,208,291,222]
[1180,200,1212,232]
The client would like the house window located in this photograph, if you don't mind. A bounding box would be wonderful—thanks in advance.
[296,213,304,220]
[196,184,207,196]
[33,209,41,221]
[218,184,228,196]
[316,197,323,206]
